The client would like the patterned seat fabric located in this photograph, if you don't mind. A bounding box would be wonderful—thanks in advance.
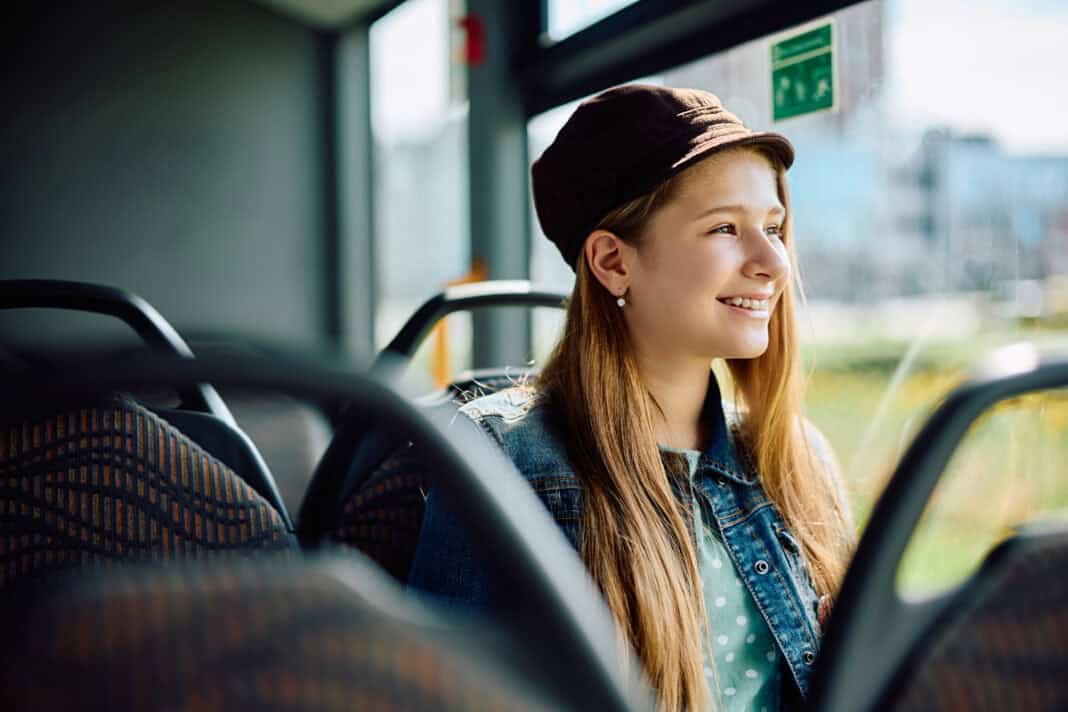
[329,376,533,582]
[0,554,555,711]
[0,395,294,592]
[331,441,430,582]
[886,531,1068,711]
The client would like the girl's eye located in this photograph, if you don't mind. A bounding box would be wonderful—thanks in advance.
[765,224,784,239]
[708,224,735,235]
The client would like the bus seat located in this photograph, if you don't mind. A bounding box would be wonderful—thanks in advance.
[146,401,307,529]
[0,394,296,593]
[0,552,557,711]
[148,404,297,528]
[324,368,536,582]
[221,394,332,517]
[300,280,565,563]
[0,280,293,524]
[331,441,430,581]
[883,527,1068,711]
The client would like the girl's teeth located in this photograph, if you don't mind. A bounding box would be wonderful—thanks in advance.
[724,297,769,310]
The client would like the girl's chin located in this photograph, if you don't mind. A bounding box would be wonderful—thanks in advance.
[713,341,770,361]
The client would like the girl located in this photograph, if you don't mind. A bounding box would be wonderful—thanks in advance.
[409,84,855,711]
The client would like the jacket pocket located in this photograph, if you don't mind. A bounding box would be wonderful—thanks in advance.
[776,525,801,555]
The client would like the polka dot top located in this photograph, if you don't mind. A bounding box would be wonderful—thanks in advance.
[671,447,783,712]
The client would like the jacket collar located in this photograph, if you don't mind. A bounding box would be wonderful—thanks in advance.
[697,372,759,486]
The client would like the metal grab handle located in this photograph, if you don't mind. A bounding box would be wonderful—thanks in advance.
[374,280,569,374]
[0,279,235,427]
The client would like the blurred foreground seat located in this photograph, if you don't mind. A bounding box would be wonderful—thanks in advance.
[887,528,1068,711]
[0,552,556,711]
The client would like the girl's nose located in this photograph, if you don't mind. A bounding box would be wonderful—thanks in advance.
[743,228,790,282]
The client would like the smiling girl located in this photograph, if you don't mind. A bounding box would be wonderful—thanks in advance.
[409,84,856,711]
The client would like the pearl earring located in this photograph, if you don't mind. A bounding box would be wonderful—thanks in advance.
[616,295,626,307]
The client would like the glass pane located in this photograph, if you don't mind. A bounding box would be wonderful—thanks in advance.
[371,0,471,393]
[649,0,1068,533]
[403,308,536,396]
[897,387,1068,597]
[544,0,640,42]
[403,311,473,396]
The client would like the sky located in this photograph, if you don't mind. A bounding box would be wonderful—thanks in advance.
[886,0,1068,154]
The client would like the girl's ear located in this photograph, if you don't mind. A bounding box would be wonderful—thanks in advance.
[584,230,632,297]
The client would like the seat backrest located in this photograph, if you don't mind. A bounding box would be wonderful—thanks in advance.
[150,403,297,525]
[217,393,332,517]
[883,528,1068,711]
[325,369,534,582]
[0,280,293,525]
[331,440,431,581]
[0,394,295,593]
[0,553,558,711]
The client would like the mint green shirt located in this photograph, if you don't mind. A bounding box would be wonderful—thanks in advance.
[669,448,783,712]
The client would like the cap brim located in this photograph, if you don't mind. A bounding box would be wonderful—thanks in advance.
[672,129,795,173]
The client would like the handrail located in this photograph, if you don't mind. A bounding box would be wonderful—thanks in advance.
[374,280,569,377]
[0,279,235,427]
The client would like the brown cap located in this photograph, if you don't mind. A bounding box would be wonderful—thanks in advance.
[531,84,795,270]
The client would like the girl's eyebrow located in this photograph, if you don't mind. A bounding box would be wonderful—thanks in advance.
[694,203,786,220]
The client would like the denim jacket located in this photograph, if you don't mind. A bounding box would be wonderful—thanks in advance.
[408,375,826,706]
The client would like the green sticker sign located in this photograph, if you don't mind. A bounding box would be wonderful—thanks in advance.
[771,21,835,121]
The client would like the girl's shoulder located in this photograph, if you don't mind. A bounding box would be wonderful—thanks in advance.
[458,386,575,481]
[457,385,540,424]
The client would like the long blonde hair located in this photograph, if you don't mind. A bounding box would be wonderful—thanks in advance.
[536,147,855,711]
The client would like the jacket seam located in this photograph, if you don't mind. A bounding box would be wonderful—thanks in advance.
[530,476,582,490]
[720,500,774,527]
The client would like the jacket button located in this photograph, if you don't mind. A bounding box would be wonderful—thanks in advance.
[754,560,769,575]
[803,650,816,665]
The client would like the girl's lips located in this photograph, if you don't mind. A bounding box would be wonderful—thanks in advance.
[717,300,772,318]
[717,294,773,306]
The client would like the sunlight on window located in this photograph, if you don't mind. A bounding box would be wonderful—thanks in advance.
[639,0,1068,538]
[897,388,1068,597]
[545,0,639,42]
[371,0,471,393]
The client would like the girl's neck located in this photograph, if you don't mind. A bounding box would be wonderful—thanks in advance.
[633,347,712,451]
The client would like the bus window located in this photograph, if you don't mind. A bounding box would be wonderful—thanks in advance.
[528,0,1068,544]
[543,0,641,43]
[371,0,471,394]
[898,386,1068,596]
